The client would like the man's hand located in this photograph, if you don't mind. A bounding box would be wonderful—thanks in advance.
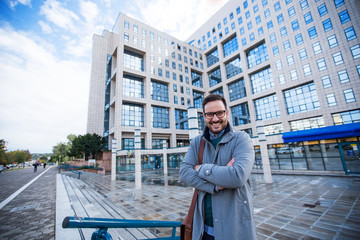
[217,158,235,190]
[194,164,201,172]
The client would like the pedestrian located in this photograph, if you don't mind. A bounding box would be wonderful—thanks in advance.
[180,94,257,240]
[33,162,39,172]
[43,163,47,169]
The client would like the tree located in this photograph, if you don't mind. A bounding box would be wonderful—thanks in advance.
[6,150,31,164]
[0,140,7,165]
[69,133,106,160]
[52,142,69,163]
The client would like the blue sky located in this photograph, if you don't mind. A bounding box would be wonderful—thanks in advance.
[0,0,227,153]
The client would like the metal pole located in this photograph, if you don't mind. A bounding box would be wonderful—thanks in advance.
[256,120,273,183]
[111,138,117,181]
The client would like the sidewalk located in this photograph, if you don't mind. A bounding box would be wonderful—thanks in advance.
[58,170,360,239]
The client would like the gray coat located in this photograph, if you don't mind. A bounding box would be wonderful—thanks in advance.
[179,125,257,240]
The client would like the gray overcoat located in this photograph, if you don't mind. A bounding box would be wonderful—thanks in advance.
[179,125,257,240]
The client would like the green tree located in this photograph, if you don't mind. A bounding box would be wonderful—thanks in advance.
[69,133,106,160]
[6,150,31,164]
[0,140,7,165]
[52,142,69,163]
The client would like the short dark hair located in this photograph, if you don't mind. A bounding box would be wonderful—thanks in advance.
[202,94,227,111]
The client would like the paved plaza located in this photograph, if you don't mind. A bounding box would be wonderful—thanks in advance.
[0,166,359,239]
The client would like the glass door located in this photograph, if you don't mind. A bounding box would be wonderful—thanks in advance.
[339,142,360,174]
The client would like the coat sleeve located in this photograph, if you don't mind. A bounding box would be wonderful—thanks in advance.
[197,132,254,189]
[179,137,216,193]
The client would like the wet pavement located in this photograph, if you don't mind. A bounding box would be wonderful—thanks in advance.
[0,166,359,239]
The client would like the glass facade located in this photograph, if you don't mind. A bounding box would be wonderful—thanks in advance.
[284,83,320,115]
[193,90,204,108]
[225,57,242,79]
[122,104,144,127]
[332,109,360,125]
[152,106,170,128]
[290,116,325,131]
[228,79,246,101]
[250,68,273,94]
[175,109,188,129]
[231,103,250,126]
[123,75,144,98]
[246,42,269,68]
[151,81,169,102]
[209,68,222,87]
[191,71,203,87]
[223,36,238,57]
[123,50,144,71]
[206,48,219,67]
[254,95,280,120]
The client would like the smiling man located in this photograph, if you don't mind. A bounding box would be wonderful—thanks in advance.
[180,94,257,240]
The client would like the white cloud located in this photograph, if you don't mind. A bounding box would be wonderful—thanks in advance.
[38,20,53,34]
[9,0,32,10]
[79,0,100,23]
[0,26,90,153]
[39,0,80,33]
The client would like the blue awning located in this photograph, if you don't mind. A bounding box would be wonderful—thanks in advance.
[282,122,360,143]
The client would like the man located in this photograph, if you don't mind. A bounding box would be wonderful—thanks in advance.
[180,94,257,240]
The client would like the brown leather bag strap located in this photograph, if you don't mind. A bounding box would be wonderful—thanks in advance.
[184,138,206,229]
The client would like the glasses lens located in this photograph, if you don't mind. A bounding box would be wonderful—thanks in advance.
[205,112,214,118]
[216,110,225,118]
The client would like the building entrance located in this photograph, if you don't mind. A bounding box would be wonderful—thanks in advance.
[339,142,360,175]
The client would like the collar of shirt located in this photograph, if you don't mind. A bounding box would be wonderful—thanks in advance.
[209,129,225,140]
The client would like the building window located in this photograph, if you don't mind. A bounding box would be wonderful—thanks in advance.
[288,6,296,18]
[287,55,295,66]
[283,40,291,51]
[254,95,280,120]
[223,36,239,57]
[274,1,281,12]
[231,103,251,126]
[279,74,286,84]
[193,90,204,108]
[290,69,298,80]
[280,27,287,37]
[250,68,273,94]
[124,33,129,41]
[228,79,246,102]
[304,12,313,24]
[308,26,317,39]
[326,93,337,106]
[350,45,360,59]
[124,21,129,29]
[210,87,224,96]
[264,8,270,19]
[344,89,356,103]
[317,58,327,71]
[339,10,350,24]
[270,33,276,43]
[151,81,169,102]
[247,42,269,69]
[338,70,350,83]
[332,109,360,125]
[300,0,309,10]
[275,60,282,69]
[332,52,344,65]
[327,35,338,48]
[123,50,144,71]
[152,106,169,128]
[334,0,344,8]
[206,48,219,67]
[277,14,284,25]
[322,19,333,32]
[122,103,144,127]
[209,68,222,87]
[264,123,283,135]
[303,64,311,76]
[267,20,273,30]
[191,71,203,88]
[290,116,324,131]
[345,27,357,41]
[299,48,307,60]
[123,75,144,98]
[175,109,188,130]
[225,57,242,79]
[295,33,303,45]
[284,83,320,115]
[318,3,328,17]
[292,20,300,31]
[258,27,264,36]
[321,75,332,88]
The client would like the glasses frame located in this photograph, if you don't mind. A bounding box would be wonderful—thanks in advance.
[204,110,226,119]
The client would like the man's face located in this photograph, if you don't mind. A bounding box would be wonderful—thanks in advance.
[203,100,229,134]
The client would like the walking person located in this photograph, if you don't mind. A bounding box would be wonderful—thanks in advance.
[180,94,257,240]
[43,163,47,169]
[33,162,39,172]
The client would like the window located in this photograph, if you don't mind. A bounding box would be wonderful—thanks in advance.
[290,69,298,80]
[242,38,247,46]
[267,20,273,30]
[206,48,219,67]
[334,0,344,8]
[280,27,287,37]
[339,10,350,24]
[277,14,284,25]
[273,46,279,56]
[175,109,188,129]
[284,83,320,115]
[270,33,276,43]
[288,6,296,18]
[256,15,261,25]
[124,21,129,29]
[338,70,350,83]
[317,58,327,71]
[327,93,337,107]
[123,50,144,71]
[351,45,360,59]
[345,27,357,41]
[124,33,129,41]
[133,24,138,33]
[290,116,324,131]
[321,75,332,88]
[231,103,251,126]
[292,20,300,31]
[245,11,251,19]
[300,0,309,10]
[247,21,253,30]
[151,81,169,102]
[312,42,322,54]
[152,106,170,128]
[254,95,280,120]
[238,16,243,25]
[223,36,239,57]
[264,123,283,135]
[122,75,144,98]
[327,35,338,48]
[250,68,274,94]
[228,79,246,101]
[247,42,269,68]
[264,9,270,19]
[283,40,291,51]
[274,1,281,12]
[225,57,242,79]
[303,64,311,76]
[318,4,328,17]
[295,34,304,45]
[279,74,286,84]
[308,26,317,39]
[209,68,222,87]
[299,48,308,60]
[193,90,204,108]
[332,109,360,125]
[287,55,295,65]
[122,103,144,127]
[276,60,282,69]
[344,89,356,103]
[322,19,333,32]
[258,27,264,36]
[304,12,313,24]
[332,52,344,65]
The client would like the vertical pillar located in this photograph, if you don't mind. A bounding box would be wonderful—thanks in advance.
[162,140,168,186]
[111,138,117,181]
[188,107,199,140]
[256,121,273,183]
[134,129,142,189]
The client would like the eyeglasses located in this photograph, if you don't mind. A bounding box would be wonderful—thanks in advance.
[204,110,226,119]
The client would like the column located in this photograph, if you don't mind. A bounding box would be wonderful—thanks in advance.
[134,129,142,189]
[256,120,273,183]
[188,107,199,140]
[162,139,169,186]
[111,138,117,181]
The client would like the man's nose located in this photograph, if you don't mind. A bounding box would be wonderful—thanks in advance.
[212,114,220,121]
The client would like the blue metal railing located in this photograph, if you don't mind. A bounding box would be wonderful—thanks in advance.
[62,216,182,240]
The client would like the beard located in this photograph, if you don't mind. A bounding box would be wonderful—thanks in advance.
[207,119,227,134]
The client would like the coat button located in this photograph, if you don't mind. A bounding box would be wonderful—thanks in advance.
[206,170,210,175]
[244,200,247,204]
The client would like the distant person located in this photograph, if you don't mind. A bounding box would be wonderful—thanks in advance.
[43,163,47,169]
[33,162,39,172]
[180,94,257,240]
